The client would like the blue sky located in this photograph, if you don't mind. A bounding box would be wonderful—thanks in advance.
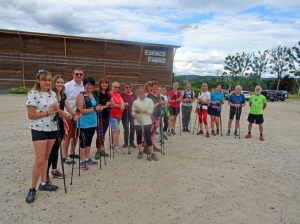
[0,0,299,77]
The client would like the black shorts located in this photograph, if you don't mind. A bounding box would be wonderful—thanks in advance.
[247,114,264,124]
[229,111,241,120]
[31,129,58,141]
[208,106,220,117]
[168,106,180,116]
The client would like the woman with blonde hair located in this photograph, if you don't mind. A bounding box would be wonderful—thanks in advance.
[196,83,211,137]
[25,70,60,203]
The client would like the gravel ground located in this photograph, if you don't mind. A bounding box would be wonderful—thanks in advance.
[0,94,299,224]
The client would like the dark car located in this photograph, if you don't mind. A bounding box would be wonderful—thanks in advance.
[261,90,277,102]
[275,90,288,101]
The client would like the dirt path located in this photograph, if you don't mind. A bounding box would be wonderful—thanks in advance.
[0,94,299,224]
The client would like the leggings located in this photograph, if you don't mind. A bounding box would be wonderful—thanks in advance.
[135,124,152,146]
[96,118,109,148]
[122,113,135,143]
[197,108,208,126]
[79,127,96,148]
[162,114,169,132]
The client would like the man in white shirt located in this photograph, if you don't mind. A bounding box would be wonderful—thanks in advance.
[62,68,84,165]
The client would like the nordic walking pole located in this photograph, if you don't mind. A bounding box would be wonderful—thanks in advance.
[71,109,80,185]
[192,110,197,135]
[237,103,241,139]
[57,117,67,193]
[99,110,106,165]
[107,105,113,158]
[96,111,102,170]
[179,107,181,136]
[160,108,165,155]
[235,103,237,139]
[219,108,223,137]
[126,106,131,154]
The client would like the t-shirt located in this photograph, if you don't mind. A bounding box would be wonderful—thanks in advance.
[120,92,137,110]
[197,92,211,109]
[147,93,161,117]
[228,93,246,113]
[93,91,111,119]
[182,90,194,107]
[168,91,182,108]
[249,94,267,115]
[210,91,224,103]
[25,90,58,132]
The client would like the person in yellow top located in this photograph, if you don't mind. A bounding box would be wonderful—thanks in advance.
[244,86,267,141]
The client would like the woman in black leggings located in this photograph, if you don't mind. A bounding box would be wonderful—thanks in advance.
[47,75,80,183]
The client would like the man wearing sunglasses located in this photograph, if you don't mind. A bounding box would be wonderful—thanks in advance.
[120,83,137,148]
[62,68,84,165]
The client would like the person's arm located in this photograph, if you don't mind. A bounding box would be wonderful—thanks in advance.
[263,103,267,110]
[28,105,58,120]
[64,99,75,115]
[110,96,122,108]
[147,100,154,115]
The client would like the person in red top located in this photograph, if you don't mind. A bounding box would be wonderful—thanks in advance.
[167,82,182,136]
[120,83,137,148]
[110,82,125,154]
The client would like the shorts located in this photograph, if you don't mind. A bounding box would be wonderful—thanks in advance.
[247,114,264,124]
[229,111,241,120]
[109,116,121,131]
[65,119,75,139]
[208,106,220,117]
[168,106,180,116]
[150,116,160,137]
[31,129,58,141]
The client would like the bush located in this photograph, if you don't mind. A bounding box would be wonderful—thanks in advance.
[8,86,30,94]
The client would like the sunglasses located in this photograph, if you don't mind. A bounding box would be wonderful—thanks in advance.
[125,86,132,89]
[113,86,120,89]
[75,73,83,76]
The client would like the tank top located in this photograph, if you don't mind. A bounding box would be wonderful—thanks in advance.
[110,91,123,118]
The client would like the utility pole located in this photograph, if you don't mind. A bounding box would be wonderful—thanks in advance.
[216,69,220,83]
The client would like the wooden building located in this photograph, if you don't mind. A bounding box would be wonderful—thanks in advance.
[0,29,180,89]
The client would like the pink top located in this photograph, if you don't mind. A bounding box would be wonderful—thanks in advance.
[168,91,182,108]
[110,91,123,118]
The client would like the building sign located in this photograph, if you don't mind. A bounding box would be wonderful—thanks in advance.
[145,50,166,63]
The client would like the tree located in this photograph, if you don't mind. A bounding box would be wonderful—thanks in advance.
[250,50,270,85]
[222,54,240,89]
[289,41,300,94]
[271,75,296,92]
[236,52,252,77]
[269,46,295,90]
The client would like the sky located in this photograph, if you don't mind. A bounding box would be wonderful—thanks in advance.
[1,0,300,78]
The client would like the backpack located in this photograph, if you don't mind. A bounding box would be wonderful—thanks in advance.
[81,92,98,109]
[183,90,194,100]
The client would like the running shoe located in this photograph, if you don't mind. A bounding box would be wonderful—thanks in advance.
[38,182,58,191]
[100,150,109,157]
[206,132,210,138]
[115,147,125,154]
[167,130,171,136]
[80,161,89,170]
[171,129,176,135]
[130,143,137,148]
[63,157,75,165]
[69,154,80,159]
[244,134,251,138]
[95,152,101,160]
[153,146,161,152]
[216,129,219,135]
[226,131,230,136]
[163,135,168,140]
[51,170,64,178]
[151,154,159,161]
[197,130,204,135]
[25,188,36,203]
[182,128,186,132]
[122,143,128,148]
[211,130,216,136]
[259,136,265,141]
[87,158,98,165]
[137,151,143,159]
[234,131,239,136]
[143,148,150,154]
[186,128,190,132]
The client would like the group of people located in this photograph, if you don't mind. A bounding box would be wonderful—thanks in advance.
[24,68,267,203]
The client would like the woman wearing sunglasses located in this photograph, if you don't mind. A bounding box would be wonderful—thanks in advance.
[109,82,125,154]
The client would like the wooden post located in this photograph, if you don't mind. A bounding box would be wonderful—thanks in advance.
[104,40,107,78]
[170,47,177,86]
[18,32,25,87]
[139,45,143,63]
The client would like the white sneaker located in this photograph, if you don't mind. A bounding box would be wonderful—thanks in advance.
[115,147,125,154]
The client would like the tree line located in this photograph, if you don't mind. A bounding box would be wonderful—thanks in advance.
[174,41,300,94]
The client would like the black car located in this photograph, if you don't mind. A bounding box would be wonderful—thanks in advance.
[275,90,288,101]
[261,90,277,102]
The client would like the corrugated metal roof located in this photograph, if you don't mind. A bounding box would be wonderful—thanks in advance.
[0,29,181,49]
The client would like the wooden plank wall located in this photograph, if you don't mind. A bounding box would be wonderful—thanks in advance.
[0,32,175,89]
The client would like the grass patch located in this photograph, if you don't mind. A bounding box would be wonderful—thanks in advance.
[8,86,30,94]
[288,94,300,100]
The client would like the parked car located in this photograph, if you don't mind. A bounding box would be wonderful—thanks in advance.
[275,90,288,101]
[261,90,277,102]
[222,89,229,100]
[241,91,250,101]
